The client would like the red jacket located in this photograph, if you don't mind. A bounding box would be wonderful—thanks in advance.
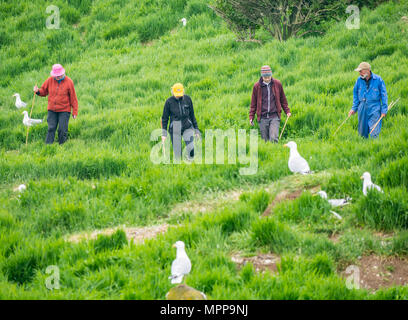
[37,76,78,116]
[250,77,290,122]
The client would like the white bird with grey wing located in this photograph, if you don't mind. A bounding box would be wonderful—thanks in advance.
[283,141,311,175]
[317,190,351,207]
[361,172,383,196]
[169,241,191,284]
[13,93,27,109]
[22,111,42,127]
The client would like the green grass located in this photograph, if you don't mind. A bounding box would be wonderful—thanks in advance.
[0,0,408,299]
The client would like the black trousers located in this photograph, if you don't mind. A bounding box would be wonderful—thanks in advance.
[46,111,70,145]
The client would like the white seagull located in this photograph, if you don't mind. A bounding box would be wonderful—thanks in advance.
[22,111,42,127]
[169,241,191,284]
[317,190,351,207]
[180,18,187,26]
[13,93,27,109]
[283,141,311,175]
[361,172,383,196]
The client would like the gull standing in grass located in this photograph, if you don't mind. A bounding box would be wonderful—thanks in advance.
[317,191,351,207]
[22,111,42,127]
[180,18,187,26]
[283,141,311,174]
[13,93,27,109]
[169,241,191,284]
[361,172,383,196]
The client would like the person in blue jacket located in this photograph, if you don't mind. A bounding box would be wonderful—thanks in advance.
[348,62,388,138]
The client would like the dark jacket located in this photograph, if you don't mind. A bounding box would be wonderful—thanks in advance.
[161,95,199,136]
[250,77,290,122]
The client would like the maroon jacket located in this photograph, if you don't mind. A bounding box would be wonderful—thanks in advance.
[250,77,290,122]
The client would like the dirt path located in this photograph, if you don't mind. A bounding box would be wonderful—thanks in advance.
[66,224,169,244]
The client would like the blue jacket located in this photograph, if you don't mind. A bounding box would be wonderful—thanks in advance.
[352,72,388,138]
[352,72,388,114]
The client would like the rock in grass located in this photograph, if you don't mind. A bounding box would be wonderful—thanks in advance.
[166,284,207,300]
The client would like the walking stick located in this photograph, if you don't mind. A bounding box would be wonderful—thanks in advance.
[332,113,351,138]
[25,84,37,145]
[162,140,166,159]
[369,98,399,135]
[279,115,290,140]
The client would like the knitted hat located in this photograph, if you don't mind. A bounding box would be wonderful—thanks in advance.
[261,65,272,77]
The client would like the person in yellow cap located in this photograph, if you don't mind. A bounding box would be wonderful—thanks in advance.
[348,62,388,138]
[161,83,200,161]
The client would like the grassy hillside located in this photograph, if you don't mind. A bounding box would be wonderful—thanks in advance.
[0,0,407,299]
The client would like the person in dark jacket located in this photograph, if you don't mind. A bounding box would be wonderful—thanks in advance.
[161,83,200,161]
[249,65,291,143]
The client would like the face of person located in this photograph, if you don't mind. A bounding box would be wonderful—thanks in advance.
[54,74,65,81]
[359,69,371,80]
[262,76,272,83]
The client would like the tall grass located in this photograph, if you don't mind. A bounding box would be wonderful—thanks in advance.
[0,0,408,299]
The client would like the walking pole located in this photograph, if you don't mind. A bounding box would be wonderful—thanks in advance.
[369,98,399,135]
[279,115,290,140]
[162,140,166,159]
[26,84,37,145]
[331,113,351,138]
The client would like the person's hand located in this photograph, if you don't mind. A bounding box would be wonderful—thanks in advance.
[348,110,356,117]
[287,112,291,117]
[33,85,39,93]
[195,129,201,140]
[162,136,166,142]
[250,119,254,126]
[72,115,77,119]
[381,113,386,118]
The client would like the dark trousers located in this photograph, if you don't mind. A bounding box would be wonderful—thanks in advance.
[46,111,70,145]
[259,114,280,143]
[169,121,194,159]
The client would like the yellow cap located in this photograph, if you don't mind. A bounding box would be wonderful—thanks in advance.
[172,83,184,97]
[354,62,371,72]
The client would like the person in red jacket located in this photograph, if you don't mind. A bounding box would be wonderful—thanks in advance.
[249,65,291,143]
[33,64,78,144]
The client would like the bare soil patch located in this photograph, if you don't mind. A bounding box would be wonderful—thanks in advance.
[231,253,281,273]
[340,255,408,291]
[66,224,169,244]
